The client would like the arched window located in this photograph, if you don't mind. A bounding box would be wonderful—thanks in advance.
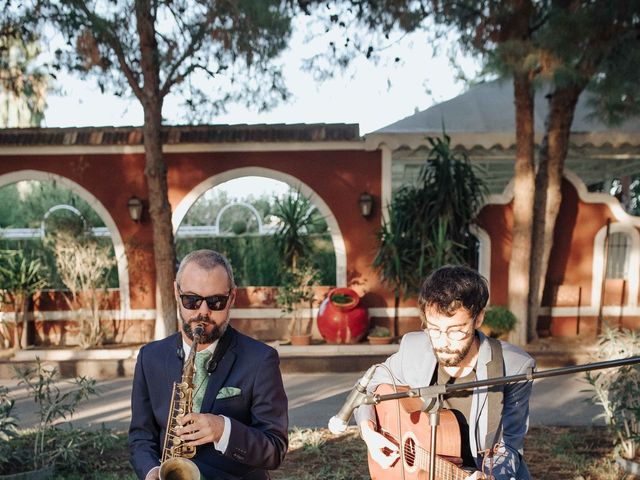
[606,231,631,279]
[592,223,639,309]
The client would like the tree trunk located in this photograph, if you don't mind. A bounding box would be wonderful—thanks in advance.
[12,293,28,349]
[13,299,21,349]
[528,85,582,341]
[136,1,178,339]
[508,73,536,346]
[393,292,400,338]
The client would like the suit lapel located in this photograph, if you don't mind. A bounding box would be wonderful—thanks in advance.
[165,333,184,387]
[200,330,238,413]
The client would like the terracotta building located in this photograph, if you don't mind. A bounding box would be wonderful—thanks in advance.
[1,80,639,346]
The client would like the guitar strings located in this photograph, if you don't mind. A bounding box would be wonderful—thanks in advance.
[376,363,407,480]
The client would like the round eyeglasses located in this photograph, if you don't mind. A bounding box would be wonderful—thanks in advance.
[426,328,472,342]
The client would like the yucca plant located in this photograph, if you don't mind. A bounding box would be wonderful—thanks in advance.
[272,188,324,339]
[373,188,420,337]
[0,249,48,349]
[373,133,486,337]
[272,188,324,271]
[418,134,487,263]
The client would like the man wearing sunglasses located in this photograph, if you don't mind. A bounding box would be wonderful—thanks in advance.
[355,265,535,480]
[129,249,288,480]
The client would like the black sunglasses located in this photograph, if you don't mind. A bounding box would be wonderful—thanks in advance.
[177,287,232,311]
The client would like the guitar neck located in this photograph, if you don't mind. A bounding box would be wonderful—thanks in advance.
[416,449,469,480]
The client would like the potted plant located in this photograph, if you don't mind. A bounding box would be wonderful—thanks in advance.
[317,288,369,344]
[0,359,98,479]
[480,305,517,339]
[586,326,640,474]
[367,326,393,345]
[272,188,323,346]
[276,263,319,346]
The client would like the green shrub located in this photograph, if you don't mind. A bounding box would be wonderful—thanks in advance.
[368,326,391,338]
[586,326,640,460]
[4,359,99,472]
[0,385,18,442]
[482,306,517,337]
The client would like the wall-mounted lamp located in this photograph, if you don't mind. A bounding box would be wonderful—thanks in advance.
[358,192,374,218]
[127,196,144,222]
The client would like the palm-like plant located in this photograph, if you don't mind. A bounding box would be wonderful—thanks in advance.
[373,188,422,337]
[0,249,48,349]
[272,188,324,339]
[373,133,486,336]
[272,188,324,271]
[418,134,487,259]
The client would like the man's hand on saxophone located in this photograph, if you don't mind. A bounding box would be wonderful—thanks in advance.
[175,412,225,446]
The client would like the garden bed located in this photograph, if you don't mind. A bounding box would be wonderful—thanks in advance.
[1,425,633,479]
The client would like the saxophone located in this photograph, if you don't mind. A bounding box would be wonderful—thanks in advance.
[159,324,205,480]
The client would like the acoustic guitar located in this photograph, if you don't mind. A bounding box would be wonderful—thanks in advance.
[367,384,472,480]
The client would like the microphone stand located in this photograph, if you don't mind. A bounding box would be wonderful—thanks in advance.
[361,355,640,480]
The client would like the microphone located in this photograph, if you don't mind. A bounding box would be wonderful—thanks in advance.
[176,336,184,360]
[328,365,377,434]
[207,358,218,373]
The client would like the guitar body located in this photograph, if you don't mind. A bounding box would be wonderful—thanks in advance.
[368,384,470,480]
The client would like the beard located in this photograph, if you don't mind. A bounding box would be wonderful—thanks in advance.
[180,312,227,344]
[433,336,475,367]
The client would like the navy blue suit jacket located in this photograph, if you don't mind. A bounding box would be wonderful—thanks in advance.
[129,327,289,480]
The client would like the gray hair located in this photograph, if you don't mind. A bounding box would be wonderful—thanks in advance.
[176,249,236,288]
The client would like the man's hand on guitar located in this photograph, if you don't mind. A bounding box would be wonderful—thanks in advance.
[360,421,400,469]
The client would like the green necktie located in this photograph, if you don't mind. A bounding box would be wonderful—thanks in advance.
[192,350,211,413]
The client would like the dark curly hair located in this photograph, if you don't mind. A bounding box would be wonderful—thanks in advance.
[418,265,489,325]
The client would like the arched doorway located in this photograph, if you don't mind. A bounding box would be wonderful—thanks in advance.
[0,170,131,315]
[172,166,347,286]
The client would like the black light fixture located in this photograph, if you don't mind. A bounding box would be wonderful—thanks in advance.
[358,192,374,218]
[127,196,144,222]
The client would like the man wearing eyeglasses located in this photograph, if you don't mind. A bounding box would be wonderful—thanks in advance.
[355,265,534,480]
[129,249,288,480]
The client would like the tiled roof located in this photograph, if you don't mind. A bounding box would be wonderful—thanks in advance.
[0,123,361,146]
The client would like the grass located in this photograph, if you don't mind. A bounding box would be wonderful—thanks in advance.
[1,426,637,479]
[273,426,639,480]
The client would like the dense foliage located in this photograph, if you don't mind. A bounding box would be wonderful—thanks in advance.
[373,133,486,335]
[0,181,337,289]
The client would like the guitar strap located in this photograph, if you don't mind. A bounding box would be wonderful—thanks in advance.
[484,337,504,455]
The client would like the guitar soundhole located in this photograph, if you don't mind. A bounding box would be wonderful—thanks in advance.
[403,437,416,467]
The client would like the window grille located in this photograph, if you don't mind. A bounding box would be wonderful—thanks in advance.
[606,231,630,279]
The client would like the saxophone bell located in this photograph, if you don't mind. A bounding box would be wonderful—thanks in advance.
[159,456,200,480]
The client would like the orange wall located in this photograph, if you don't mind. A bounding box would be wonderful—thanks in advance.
[0,154,155,308]
[0,148,384,310]
[478,178,640,335]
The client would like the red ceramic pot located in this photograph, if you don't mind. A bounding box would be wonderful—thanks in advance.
[317,288,369,344]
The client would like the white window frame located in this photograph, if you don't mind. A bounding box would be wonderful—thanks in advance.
[592,223,639,309]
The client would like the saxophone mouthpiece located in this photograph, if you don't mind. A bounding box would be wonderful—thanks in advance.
[193,324,205,337]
